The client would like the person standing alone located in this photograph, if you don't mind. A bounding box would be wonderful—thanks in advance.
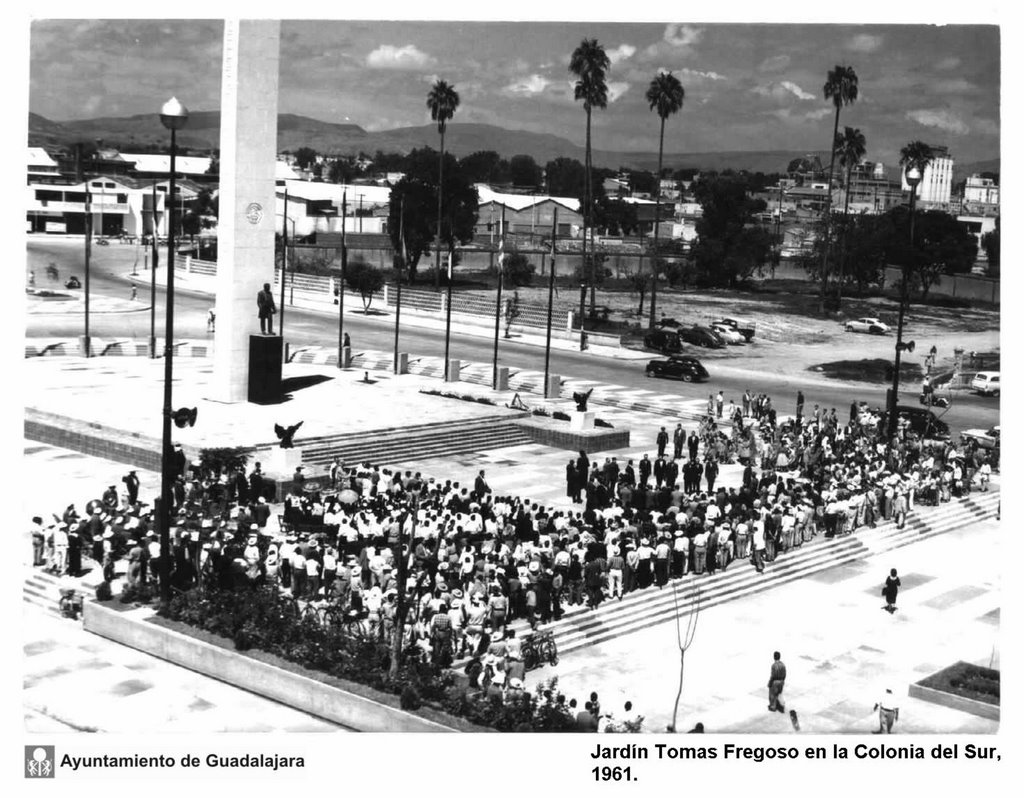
[882,568,901,613]
[768,650,787,713]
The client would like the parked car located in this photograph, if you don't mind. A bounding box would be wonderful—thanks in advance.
[643,329,683,354]
[64,275,81,289]
[960,425,1000,450]
[882,405,950,439]
[713,317,756,341]
[710,323,745,345]
[970,371,1000,396]
[645,355,709,382]
[845,317,890,335]
[679,325,726,349]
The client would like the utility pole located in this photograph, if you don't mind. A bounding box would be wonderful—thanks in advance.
[543,208,558,396]
[338,192,347,368]
[149,181,159,357]
[492,204,505,389]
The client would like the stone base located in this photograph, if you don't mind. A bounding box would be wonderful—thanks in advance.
[264,446,303,478]
[516,418,629,453]
[570,410,596,431]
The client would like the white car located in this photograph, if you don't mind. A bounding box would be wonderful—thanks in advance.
[845,317,891,335]
[961,426,1000,449]
[971,371,1000,396]
[710,323,745,345]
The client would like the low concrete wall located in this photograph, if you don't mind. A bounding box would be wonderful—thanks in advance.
[83,601,458,732]
[516,417,630,453]
[908,682,1000,722]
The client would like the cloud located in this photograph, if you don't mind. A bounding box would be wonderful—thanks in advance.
[678,67,726,82]
[803,108,832,121]
[935,56,961,70]
[607,82,631,103]
[758,54,790,72]
[504,74,550,96]
[365,44,435,70]
[663,24,702,48]
[608,44,636,64]
[974,117,999,136]
[753,81,815,101]
[906,108,969,135]
[848,33,883,52]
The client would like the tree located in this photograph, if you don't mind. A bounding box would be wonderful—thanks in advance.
[666,587,701,733]
[570,38,611,319]
[592,196,639,236]
[502,252,536,287]
[818,65,859,311]
[899,209,978,298]
[629,272,649,316]
[645,70,685,328]
[327,157,362,184]
[509,154,543,188]
[544,157,587,198]
[293,146,318,171]
[427,79,460,289]
[833,126,867,309]
[386,148,479,284]
[690,174,772,287]
[981,217,1000,274]
[344,259,386,312]
[460,150,510,184]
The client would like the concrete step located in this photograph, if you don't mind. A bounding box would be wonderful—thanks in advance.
[301,428,534,460]
[259,414,518,451]
[484,493,1001,661]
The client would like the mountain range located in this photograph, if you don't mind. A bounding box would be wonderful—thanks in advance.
[28,111,998,178]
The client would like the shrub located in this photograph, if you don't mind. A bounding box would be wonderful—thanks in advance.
[400,685,422,710]
[95,581,113,602]
[595,418,614,428]
[552,411,570,421]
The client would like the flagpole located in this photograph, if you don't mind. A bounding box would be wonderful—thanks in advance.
[394,195,405,374]
[543,207,557,397]
[338,191,347,368]
[492,204,505,390]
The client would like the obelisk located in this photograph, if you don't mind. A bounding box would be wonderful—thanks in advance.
[211,19,281,402]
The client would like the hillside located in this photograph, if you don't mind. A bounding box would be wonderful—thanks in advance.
[29,111,994,177]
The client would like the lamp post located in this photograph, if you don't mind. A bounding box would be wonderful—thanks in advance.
[149,181,160,358]
[279,187,289,339]
[157,96,188,606]
[338,192,347,368]
[887,164,921,439]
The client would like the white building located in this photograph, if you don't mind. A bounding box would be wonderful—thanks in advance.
[275,180,392,237]
[902,144,954,206]
[964,174,999,206]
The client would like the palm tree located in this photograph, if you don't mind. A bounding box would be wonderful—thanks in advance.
[818,64,859,311]
[645,71,685,328]
[426,79,460,291]
[833,126,867,309]
[570,38,610,339]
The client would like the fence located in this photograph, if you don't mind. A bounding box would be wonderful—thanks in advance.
[883,267,1000,305]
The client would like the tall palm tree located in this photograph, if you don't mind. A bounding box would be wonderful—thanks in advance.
[834,126,867,309]
[819,64,859,311]
[426,79,460,290]
[570,38,610,335]
[645,70,685,328]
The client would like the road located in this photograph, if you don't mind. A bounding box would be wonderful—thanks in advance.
[26,238,999,435]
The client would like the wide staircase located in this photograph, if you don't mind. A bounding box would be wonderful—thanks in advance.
[505,489,1000,659]
[262,416,536,473]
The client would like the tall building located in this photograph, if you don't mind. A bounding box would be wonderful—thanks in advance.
[902,144,954,206]
[964,174,999,206]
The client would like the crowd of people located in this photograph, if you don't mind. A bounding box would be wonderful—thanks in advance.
[29,384,996,724]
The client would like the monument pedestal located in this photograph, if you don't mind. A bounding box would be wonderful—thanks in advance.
[570,410,596,431]
[248,334,283,404]
[265,446,303,478]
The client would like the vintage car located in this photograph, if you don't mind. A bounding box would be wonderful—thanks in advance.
[645,355,710,382]
[845,317,890,335]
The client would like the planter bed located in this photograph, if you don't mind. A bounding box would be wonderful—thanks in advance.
[910,661,1000,721]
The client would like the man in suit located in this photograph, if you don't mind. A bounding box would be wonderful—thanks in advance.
[673,424,685,459]
[638,455,652,488]
[122,471,140,505]
[653,456,667,488]
[768,651,787,713]
[474,470,491,496]
[704,458,719,493]
[656,427,669,458]
[257,282,277,334]
[687,431,700,461]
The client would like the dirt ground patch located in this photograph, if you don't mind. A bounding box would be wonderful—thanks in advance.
[811,358,923,384]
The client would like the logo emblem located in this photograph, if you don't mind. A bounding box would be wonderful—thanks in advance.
[25,746,55,778]
[245,202,264,225]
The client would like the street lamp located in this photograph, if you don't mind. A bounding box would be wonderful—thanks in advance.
[158,96,188,606]
[887,164,921,439]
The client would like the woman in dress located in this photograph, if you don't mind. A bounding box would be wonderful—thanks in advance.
[883,568,901,613]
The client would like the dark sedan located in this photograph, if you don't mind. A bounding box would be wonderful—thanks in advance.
[882,405,950,440]
[645,355,709,382]
[643,329,683,354]
[679,325,726,349]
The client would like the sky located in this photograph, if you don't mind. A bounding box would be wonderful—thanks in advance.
[27,18,1001,166]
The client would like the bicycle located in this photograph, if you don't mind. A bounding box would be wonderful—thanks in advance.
[520,630,559,670]
[58,588,83,620]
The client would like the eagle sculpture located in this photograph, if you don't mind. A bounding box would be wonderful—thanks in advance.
[274,421,304,449]
[572,388,594,412]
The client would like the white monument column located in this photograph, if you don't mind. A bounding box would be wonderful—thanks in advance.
[211,19,281,402]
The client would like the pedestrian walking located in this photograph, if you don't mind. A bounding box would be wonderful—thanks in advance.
[796,390,804,425]
[207,308,216,332]
[715,391,724,419]
[873,688,899,733]
[882,568,901,613]
[768,651,787,713]
[130,284,138,300]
